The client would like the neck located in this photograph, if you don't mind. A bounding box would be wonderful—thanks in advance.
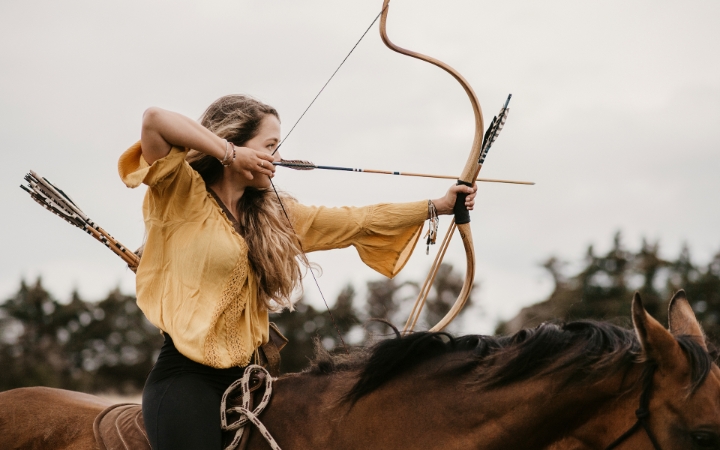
[247,355,647,450]
[559,365,650,449]
[209,169,247,220]
[447,365,645,450]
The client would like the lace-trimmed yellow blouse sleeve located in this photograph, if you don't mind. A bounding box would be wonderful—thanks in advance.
[118,141,427,368]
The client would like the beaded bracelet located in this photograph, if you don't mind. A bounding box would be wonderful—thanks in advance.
[219,140,236,166]
[218,140,231,165]
[226,144,236,167]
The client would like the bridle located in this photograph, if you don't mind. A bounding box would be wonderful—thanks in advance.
[604,365,662,450]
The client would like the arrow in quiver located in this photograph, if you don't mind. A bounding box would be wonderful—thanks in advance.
[20,171,139,272]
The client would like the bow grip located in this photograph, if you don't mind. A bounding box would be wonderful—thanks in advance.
[453,180,473,225]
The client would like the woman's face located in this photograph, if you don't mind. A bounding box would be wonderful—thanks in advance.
[243,114,281,188]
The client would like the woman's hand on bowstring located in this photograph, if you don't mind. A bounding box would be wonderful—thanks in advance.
[230,145,276,180]
[432,183,478,216]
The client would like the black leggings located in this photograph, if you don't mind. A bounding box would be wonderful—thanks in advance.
[143,334,246,450]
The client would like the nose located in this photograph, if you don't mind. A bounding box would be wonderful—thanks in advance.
[272,149,282,162]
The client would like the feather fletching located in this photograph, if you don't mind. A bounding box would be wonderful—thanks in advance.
[21,171,139,271]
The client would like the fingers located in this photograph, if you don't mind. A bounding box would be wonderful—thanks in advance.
[232,146,276,179]
[449,183,476,194]
[465,184,477,210]
[256,151,276,177]
[254,157,275,178]
[448,183,477,211]
[466,184,477,209]
[257,152,276,170]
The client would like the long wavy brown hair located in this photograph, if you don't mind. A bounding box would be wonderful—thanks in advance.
[187,94,306,311]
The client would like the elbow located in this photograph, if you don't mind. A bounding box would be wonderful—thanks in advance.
[142,107,164,132]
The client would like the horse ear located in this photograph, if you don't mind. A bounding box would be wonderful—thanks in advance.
[667,289,707,350]
[632,292,681,369]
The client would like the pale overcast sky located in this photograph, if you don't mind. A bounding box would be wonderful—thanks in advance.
[1,0,718,333]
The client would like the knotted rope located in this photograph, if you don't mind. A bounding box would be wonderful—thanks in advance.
[220,365,282,450]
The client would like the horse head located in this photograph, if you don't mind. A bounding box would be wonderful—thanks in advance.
[629,290,720,449]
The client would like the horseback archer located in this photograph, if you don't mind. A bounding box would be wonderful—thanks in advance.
[123,94,477,450]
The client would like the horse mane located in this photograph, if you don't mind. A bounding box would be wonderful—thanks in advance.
[307,320,718,404]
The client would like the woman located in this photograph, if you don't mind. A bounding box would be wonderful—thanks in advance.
[118,94,477,450]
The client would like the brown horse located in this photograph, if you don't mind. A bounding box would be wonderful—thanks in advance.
[1,290,719,449]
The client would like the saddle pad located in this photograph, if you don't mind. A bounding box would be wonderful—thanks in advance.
[93,403,151,450]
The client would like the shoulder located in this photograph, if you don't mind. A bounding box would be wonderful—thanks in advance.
[119,141,194,190]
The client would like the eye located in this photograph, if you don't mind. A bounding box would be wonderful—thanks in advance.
[692,431,720,449]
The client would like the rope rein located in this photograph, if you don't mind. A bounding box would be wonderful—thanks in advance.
[221,365,282,450]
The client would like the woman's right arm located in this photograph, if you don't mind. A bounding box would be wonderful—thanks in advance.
[141,107,226,165]
[140,107,275,179]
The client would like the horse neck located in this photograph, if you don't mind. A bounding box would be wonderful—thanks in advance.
[438,362,645,450]
[548,365,649,449]
[251,356,645,450]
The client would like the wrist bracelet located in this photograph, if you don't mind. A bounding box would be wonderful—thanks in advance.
[424,200,439,255]
[219,140,236,166]
[226,143,236,167]
[218,140,231,165]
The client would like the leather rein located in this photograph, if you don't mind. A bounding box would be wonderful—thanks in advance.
[604,366,662,450]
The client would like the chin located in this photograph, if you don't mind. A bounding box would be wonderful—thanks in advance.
[251,177,273,190]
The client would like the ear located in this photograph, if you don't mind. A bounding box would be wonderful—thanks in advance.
[668,289,707,350]
[632,292,682,370]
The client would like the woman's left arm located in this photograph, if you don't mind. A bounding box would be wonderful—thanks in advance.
[288,182,477,253]
[431,183,478,217]
[286,183,476,277]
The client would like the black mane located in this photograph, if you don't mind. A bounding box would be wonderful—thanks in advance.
[307,320,717,404]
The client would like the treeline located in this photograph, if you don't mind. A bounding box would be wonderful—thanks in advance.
[0,263,473,394]
[3,233,718,395]
[497,232,720,342]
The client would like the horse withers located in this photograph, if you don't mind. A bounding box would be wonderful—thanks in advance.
[1,290,719,449]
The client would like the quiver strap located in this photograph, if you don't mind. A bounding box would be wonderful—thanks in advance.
[257,323,288,377]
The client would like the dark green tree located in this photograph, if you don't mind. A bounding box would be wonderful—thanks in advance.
[497,234,720,340]
[0,263,480,389]
[68,288,163,394]
[0,279,162,394]
[0,278,73,390]
[271,284,360,373]
[365,277,415,337]
[423,263,477,333]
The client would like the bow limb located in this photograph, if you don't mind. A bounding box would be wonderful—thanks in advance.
[380,0,484,332]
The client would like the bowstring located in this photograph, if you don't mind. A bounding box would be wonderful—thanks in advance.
[270,180,349,354]
[269,6,387,354]
[272,5,386,156]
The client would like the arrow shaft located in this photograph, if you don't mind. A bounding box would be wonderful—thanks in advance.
[274,162,534,185]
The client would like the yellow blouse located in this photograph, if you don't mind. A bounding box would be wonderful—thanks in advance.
[119,142,428,368]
